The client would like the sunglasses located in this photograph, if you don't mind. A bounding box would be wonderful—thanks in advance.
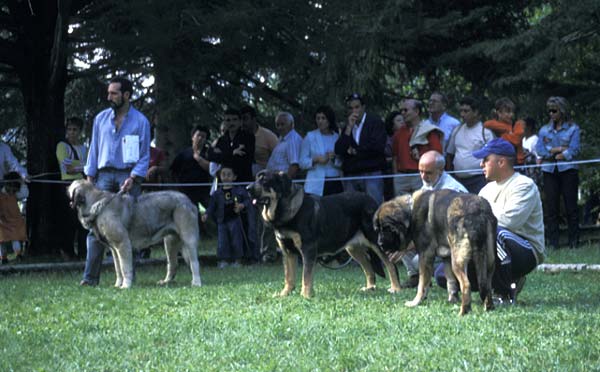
[548,109,558,114]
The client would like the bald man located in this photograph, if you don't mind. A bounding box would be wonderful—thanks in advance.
[398,150,467,288]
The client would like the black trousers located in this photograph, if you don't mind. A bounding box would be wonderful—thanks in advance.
[543,168,579,247]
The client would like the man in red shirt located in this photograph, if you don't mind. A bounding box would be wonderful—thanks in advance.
[391,98,443,196]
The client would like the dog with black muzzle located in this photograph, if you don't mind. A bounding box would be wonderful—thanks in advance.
[247,171,401,298]
[68,179,202,288]
[374,189,496,315]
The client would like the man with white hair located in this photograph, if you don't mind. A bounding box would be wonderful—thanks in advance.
[266,112,303,179]
[397,150,467,288]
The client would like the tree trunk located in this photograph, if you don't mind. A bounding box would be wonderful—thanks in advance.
[15,0,73,257]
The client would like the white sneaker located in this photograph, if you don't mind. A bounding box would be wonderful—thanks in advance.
[217,261,229,269]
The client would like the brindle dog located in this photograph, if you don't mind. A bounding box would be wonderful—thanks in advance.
[374,189,496,315]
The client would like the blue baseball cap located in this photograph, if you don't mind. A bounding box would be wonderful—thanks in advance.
[472,138,516,159]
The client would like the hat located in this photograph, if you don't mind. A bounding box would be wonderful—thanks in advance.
[345,92,364,104]
[472,138,516,159]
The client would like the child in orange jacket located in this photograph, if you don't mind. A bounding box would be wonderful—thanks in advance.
[484,97,526,165]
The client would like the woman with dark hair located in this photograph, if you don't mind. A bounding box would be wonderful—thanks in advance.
[536,96,581,249]
[384,111,404,200]
[299,105,343,196]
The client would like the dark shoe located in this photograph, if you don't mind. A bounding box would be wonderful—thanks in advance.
[401,275,419,288]
[508,276,527,304]
[79,280,96,287]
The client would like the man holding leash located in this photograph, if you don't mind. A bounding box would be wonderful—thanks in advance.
[80,76,151,286]
[396,150,467,288]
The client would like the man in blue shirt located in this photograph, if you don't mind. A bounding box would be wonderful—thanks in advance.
[80,76,151,286]
[428,92,460,153]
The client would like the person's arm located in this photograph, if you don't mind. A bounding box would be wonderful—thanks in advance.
[56,142,70,178]
[501,119,525,147]
[299,133,322,170]
[2,143,27,179]
[84,119,99,180]
[286,135,302,178]
[556,124,580,161]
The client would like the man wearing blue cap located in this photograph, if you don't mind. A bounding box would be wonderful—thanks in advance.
[475,138,546,303]
[435,138,546,304]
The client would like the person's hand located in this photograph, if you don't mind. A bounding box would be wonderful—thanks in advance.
[345,114,358,135]
[313,155,328,165]
[233,144,246,156]
[410,147,420,161]
[120,176,136,193]
[234,202,245,213]
[555,153,565,161]
[347,147,357,155]
[201,214,208,223]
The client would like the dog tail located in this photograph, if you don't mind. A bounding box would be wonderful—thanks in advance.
[368,250,386,278]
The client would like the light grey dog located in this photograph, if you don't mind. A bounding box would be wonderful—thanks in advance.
[68,179,202,288]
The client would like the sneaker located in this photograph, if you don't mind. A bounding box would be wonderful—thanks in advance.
[79,280,96,287]
[217,261,229,269]
[401,275,419,289]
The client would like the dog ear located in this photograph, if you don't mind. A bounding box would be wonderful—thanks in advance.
[273,172,292,196]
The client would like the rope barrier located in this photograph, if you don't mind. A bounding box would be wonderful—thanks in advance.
[21,157,600,188]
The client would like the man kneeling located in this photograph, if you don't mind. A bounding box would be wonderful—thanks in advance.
[435,138,546,304]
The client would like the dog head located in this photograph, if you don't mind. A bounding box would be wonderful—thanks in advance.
[373,194,413,254]
[247,170,293,207]
[247,171,303,224]
[67,179,91,210]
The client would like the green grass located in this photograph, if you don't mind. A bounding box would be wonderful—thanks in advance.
[1,246,600,371]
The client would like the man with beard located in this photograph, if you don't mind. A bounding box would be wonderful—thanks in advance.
[80,76,151,286]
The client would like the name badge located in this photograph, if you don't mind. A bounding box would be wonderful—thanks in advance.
[122,135,140,163]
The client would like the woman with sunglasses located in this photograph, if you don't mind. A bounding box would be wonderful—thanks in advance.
[536,96,581,250]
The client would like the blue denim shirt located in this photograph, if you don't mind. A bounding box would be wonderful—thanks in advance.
[85,106,151,178]
[536,121,580,173]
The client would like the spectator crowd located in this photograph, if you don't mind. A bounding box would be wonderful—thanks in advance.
[0,77,585,303]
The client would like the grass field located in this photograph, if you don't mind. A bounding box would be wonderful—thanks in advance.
[1,244,599,371]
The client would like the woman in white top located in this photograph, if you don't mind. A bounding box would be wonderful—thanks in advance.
[299,106,343,196]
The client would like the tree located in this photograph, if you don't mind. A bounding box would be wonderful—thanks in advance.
[0,0,93,256]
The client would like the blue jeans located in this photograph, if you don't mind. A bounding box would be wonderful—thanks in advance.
[82,169,141,285]
[217,218,244,261]
[342,171,384,205]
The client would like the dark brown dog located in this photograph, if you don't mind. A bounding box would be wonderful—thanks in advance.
[247,171,401,298]
[374,189,496,315]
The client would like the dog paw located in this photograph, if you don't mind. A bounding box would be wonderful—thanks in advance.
[405,299,421,307]
[387,287,402,294]
[114,281,123,288]
[360,285,376,292]
[301,289,313,299]
[157,279,170,286]
[191,280,202,287]
[458,304,471,316]
[275,288,293,297]
[120,280,132,289]
[448,294,459,303]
